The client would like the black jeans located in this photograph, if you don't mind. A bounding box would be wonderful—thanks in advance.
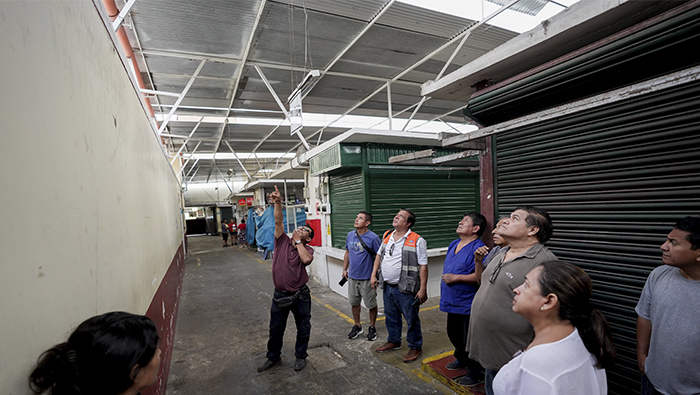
[266,285,311,361]
[446,313,483,375]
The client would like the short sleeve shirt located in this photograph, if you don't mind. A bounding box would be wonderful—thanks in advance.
[635,265,700,395]
[272,233,314,292]
[345,230,381,280]
[440,238,486,315]
[467,243,558,370]
[380,230,428,284]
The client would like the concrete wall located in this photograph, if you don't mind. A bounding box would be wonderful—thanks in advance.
[0,2,183,394]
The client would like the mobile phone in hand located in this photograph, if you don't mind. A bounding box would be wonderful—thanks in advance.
[339,277,348,286]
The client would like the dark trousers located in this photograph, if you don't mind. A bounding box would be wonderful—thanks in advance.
[446,313,483,375]
[266,285,311,361]
[641,374,664,395]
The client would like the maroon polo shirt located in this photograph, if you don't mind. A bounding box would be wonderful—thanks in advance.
[272,233,314,292]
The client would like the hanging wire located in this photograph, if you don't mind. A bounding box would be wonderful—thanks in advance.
[302,0,313,71]
[288,1,296,91]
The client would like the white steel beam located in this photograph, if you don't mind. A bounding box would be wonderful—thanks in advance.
[170,117,203,165]
[253,65,290,119]
[157,59,206,135]
[224,141,252,179]
[112,0,137,32]
[213,0,266,169]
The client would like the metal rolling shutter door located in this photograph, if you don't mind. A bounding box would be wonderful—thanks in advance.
[495,81,700,395]
[367,168,480,249]
[329,171,365,249]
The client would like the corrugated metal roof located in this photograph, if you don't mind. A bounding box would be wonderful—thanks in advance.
[116,0,571,183]
[487,0,548,16]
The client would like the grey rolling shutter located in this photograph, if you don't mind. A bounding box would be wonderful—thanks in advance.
[495,80,700,395]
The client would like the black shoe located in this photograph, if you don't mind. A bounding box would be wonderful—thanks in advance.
[294,358,306,371]
[366,326,377,341]
[457,375,484,387]
[446,360,465,370]
[257,359,280,372]
[348,325,363,339]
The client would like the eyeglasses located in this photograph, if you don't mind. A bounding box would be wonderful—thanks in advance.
[489,260,504,283]
[389,243,396,256]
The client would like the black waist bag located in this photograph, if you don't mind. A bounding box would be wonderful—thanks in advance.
[273,286,307,308]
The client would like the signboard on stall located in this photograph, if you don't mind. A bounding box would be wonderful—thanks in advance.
[246,197,254,206]
[238,198,246,206]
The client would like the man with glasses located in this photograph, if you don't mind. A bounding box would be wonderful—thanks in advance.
[370,209,428,363]
[466,206,557,395]
[258,185,315,373]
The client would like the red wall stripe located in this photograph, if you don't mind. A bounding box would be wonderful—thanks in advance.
[141,242,186,395]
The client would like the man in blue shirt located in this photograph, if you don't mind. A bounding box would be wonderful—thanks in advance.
[342,211,381,341]
[440,212,488,387]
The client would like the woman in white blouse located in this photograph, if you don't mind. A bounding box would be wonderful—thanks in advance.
[493,261,615,395]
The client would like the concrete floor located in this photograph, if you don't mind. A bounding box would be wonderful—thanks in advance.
[166,235,471,395]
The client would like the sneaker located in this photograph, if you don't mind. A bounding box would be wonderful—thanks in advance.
[293,358,306,371]
[457,375,484,387]
[348,325,363,339]
[257,359,280,372]
[366,326,377,341]
[445,360,465,370]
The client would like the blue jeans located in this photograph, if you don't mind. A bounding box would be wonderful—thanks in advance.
[266,285,311,361]
[383,283,422,350]
[485,369,498,395]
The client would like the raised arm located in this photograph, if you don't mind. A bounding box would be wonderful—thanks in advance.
[271,185,283,239]
[474,245,489,285]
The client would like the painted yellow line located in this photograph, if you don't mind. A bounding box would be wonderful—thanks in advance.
[311,296,355,324]
[423,350,453,364]
[413,368,434,383]
[310,295,440,326]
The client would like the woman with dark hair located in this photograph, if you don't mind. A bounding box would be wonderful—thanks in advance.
[493,261,615,395]
[30,312,161,395]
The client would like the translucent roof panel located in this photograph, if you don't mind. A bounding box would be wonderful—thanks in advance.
[397,0,580,34]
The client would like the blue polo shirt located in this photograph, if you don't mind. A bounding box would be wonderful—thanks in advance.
[345,230,381,280]
[440,238,487,315]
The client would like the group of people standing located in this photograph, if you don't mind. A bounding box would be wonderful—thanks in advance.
[221,218,246,248]
[27,192,698,395]
[257,187,700,395]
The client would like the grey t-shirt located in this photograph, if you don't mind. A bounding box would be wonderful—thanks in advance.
[467,243,558,371]
[635,265,700,395]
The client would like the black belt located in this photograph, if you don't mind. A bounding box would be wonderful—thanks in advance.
[384,282,398,287]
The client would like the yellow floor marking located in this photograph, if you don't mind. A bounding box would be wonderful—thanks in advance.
[422,350,453,364]
[311,295,355,324]
[413,368,433,383]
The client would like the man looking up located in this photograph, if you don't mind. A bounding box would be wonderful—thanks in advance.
[343,211,381,341]
[440,212,488,387]
[371,209,428,363]
[467,206,557,395]
[636,216,700,395]
[258,185,315,373]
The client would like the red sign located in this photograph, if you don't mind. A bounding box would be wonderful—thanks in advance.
[246,197,254,206]
[238,198,246,206]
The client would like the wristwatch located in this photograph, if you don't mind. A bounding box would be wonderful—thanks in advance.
[295,240,302,245]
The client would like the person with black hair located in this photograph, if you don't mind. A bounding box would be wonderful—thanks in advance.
[371,209,428,363]
[343,211,381,341]
[467,206,558,395]
[636,216,700,395]
[29,312,161,395]
[258,185,315,373]
[440,212,489,387]
[493,261,614,395]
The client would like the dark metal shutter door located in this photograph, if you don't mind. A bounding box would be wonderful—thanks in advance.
[367,168,480,248]
[329,171,365,249]
[495,80,700,395]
